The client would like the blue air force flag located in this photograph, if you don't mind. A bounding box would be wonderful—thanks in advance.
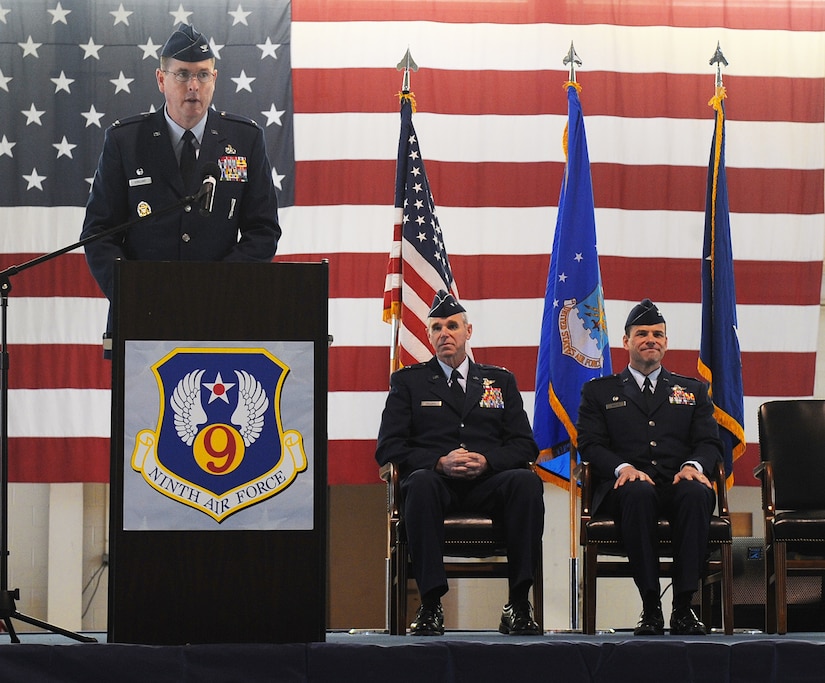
[534,83,612,487]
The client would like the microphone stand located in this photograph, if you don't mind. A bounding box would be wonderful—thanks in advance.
[0,187,205,643]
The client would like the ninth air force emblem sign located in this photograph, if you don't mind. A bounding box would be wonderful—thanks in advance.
[131,348,308,523]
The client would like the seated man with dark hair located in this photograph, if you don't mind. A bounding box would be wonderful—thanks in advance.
[576,298,723,636]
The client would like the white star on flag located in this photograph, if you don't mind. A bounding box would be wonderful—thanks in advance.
[51,71,74,94]
[53,136,77,159]
[229,4,252,25]
[170,4,193,25]
[48,2,71,24]
[0,135,15,158]
[110,3,133,26]
[79,38,102,60]
[21,104,45,125]
[110,71,134,94]
[257,38,280,59]
[0,69,11,91]
[23,168,46,190]
[261,104,284,126]
[231,70,256,93]
[81,105,105,128]
[138,39,161,60]
[18,36,42,58]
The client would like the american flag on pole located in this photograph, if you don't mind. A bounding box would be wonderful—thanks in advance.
[1,1,823,488]
[383,93,460,369]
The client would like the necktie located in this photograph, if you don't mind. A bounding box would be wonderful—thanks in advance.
[642,376,654,410]
[449,369,464,406]
[179,130,197,191]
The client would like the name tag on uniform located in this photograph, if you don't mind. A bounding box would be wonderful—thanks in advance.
[129,176,152,186]
[421,400,442,407]
[606,400,626,410]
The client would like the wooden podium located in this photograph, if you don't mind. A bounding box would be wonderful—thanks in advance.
[107,260,328,645]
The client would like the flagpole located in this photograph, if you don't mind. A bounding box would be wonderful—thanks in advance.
[710,40,728,90]
[380,48,420,633]
[563,41,582,632]
[387,49,420,377]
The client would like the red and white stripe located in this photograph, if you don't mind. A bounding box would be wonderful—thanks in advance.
[2,1,823,485]
[286,1,824,486]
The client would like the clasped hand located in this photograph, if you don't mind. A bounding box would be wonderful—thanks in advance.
[437,448,488,480]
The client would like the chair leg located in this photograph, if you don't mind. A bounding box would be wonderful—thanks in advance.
[764,540,777,634]
[721,544,734,635]
[775,540,788,635]
[582,545,597,634]
[388,547,400,635]
[389,542,410,635]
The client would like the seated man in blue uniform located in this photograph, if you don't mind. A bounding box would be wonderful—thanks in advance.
[376,291,544,636]
[81,24,280,347]
[576,298,723,636]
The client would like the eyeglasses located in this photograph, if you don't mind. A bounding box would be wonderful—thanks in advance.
[163,70,215,83]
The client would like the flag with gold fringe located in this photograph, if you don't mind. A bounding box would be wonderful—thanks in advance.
[698,83,746,484]
[534,82,611,488]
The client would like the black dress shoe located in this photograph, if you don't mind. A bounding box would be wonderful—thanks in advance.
[669,606,707,636]
[499,601,541,635]
[633,606,665,636]
[409,603,444,636]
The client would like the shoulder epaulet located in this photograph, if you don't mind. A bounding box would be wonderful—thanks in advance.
[218,110,261,128]
[670,372,701,383]
[397,362,428,372]
[475,363,508,373]
[112,112,152,128]
[588,373,620,383]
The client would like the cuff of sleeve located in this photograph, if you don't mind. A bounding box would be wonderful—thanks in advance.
[614,462,632,478]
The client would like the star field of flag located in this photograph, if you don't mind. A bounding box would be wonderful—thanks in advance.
[0,0,294,207]
[398,111,454,293]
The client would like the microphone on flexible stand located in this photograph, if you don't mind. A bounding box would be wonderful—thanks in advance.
[197,162,220,217]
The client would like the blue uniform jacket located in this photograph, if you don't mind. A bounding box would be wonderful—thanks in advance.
[576,366,723,513]
[81,108,281,308]
[375,357,539,480]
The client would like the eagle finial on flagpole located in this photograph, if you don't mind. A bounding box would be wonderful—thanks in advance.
[396,47,418,94]
[709,41,729,89]
[563,41,582,83]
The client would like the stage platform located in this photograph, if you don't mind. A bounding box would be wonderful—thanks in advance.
[1,629,824,682]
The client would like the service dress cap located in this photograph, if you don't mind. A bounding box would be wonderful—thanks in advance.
[161,24,215,62]
[624,298,665,332]
[428,289,466,318]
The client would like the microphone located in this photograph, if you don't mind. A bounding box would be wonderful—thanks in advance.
[197,162,220,217]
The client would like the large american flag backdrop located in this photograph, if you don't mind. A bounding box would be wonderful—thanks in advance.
[0,0,822,487]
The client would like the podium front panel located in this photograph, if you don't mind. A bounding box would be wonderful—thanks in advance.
[108,261,328,645]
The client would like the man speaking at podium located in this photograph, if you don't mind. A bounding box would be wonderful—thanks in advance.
[81,24,281,348]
